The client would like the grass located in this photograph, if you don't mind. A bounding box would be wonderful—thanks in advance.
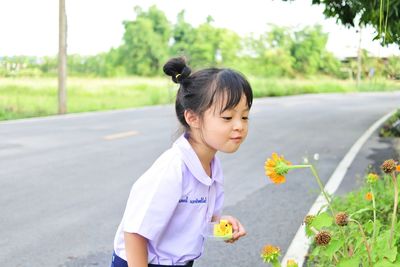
[1,76,400,121]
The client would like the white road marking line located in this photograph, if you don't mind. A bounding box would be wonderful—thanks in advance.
[281,109,397,266]
[103,130,139,140]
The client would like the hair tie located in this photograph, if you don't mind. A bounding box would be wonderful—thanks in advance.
[175,73,181,80]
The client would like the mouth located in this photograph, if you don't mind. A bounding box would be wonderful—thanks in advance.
[230,137,243,143]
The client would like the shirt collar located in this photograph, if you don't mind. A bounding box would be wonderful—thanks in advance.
[173,133,223,186]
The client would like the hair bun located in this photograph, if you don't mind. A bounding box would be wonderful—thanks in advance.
[163,57,191,84]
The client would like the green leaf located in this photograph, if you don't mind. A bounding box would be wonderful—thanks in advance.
[305,225,314,238]
[364,220,374,234]
[310,212,333,229]
[322,238,344,260]
[375,257,400,267]
[349,207,372,217]
[383,246,398,263]
[337,256,360,267]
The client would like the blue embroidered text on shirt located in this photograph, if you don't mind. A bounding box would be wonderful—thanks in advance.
[189,197,207,204]
[179,196,188,203]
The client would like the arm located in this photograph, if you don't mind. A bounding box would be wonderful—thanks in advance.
[124,232,148,267]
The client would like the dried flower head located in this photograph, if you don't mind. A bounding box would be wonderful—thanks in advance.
[381,159,397,174]
[261,244,281,263]
[265,153,291,184]
[287,259,299,267]
[315,230,331,246]
[366,173,379,184]
[365,192,373,201]
[335,212,349,226]
[303,215,315,226]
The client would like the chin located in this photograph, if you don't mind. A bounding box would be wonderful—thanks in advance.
[221,146,240,153]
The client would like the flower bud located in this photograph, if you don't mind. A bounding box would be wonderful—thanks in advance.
[303,215,315,226]
[381,159,397,174]
[366,173,379,184]
[315,230,331,246]
[335,212,349,226]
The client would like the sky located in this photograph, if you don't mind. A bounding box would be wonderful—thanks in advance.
[0,0,399,59]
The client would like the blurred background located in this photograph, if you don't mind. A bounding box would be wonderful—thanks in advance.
[0,0,399,121]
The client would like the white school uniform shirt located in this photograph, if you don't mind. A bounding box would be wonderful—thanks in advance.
[113,134,224,265]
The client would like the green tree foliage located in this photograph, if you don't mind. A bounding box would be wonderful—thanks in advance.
[304,0,400,45]
[384,56,400,79]
[291,25,340,75]
[4,5,399,79]
[170,11,196,57]
[120,5,171,75]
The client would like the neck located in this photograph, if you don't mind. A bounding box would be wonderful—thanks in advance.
[187,133,216,177]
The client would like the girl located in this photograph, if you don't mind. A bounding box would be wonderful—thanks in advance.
[111,57,253,267]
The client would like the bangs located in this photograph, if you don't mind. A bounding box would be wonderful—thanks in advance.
[212,69,253,113]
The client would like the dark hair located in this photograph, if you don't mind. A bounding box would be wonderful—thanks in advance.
[163,57,253,130]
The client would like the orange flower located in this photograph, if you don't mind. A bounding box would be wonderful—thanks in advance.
[265,153,291,184]
[397,165,400,172]
[261,244,280,263]
[365,192,373,201]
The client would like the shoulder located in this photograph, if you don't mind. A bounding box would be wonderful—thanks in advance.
[138,146,184,184]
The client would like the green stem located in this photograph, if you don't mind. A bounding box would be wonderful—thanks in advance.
[384,0,390,43]
[389,172,398,248]
[297,164,350,256]
[308,165,335,215]
[370,185,377,248]
[271,260,281,267]
[379,0,384,36]
[350,219,372,267]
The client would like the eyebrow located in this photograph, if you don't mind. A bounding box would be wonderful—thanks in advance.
[232,108,250,112]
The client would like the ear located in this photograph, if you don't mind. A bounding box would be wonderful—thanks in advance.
[184,110,200,129]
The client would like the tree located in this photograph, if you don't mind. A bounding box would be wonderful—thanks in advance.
[291,25,338,75]
[120,5,171,75]
[170,10,196,57]
[186,17,221,68]
[307,0,400,45]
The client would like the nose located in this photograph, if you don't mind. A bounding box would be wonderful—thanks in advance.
[233,118,244,131]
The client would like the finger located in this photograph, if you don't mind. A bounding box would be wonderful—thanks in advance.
[233,222,246,239]
[228,218,239,233]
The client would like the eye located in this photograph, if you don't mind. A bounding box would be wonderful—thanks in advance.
[242,116,249,120]
[222,117,232,121]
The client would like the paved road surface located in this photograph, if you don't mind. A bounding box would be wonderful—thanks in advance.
[0,92,399,266]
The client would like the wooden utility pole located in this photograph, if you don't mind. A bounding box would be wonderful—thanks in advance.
[356,27,362,87]
[58,0,67,114]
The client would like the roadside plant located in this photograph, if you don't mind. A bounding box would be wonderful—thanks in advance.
[263,153,400,266]
[260,244,299,267]
[261,244,281,267]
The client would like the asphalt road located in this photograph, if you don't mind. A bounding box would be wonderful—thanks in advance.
[0,92,399,267]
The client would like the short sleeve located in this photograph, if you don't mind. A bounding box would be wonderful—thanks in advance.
[122,149,183,241]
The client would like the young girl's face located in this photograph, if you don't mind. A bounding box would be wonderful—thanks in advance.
[200,93,250,154]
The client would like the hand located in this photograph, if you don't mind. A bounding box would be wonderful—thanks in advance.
[220,215,246,243]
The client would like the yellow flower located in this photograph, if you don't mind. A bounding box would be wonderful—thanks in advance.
[265,153,291,184]
[365,192,373,201]
[261,244,281,263]
[366,173,379,184]
[287,259,299,267]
